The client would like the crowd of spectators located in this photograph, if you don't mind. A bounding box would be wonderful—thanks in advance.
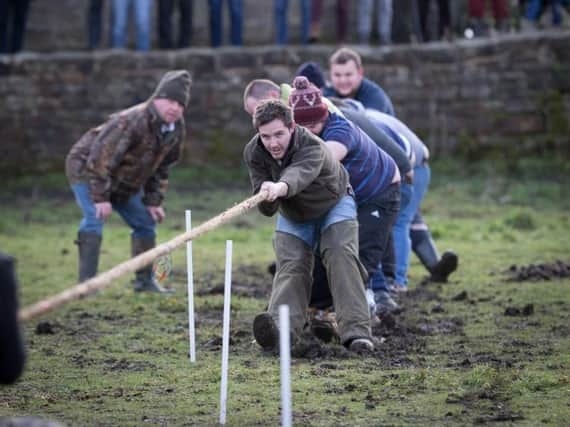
[0,0,569,54]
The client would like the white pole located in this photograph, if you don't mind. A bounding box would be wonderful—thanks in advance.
[185,210,196,363]
[219,240,233,425]
[279,305,292,427]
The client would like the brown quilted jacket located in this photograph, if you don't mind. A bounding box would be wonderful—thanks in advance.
[65,102,184,206]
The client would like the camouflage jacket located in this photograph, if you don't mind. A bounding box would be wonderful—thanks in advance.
[66,102,184,206]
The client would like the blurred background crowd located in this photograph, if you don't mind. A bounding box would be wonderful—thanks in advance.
[1,0,569,54]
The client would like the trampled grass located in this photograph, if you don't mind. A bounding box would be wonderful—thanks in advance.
[1,158,569,426]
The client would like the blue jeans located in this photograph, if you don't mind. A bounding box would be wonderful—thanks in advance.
[111,0,152,50]
[274,0,311,45]
[357,0,393,44]
[276,195,356,249]
[71,183,156,238]
[392,163,431,286]
[209,0,243,47]
[526,0,562,25]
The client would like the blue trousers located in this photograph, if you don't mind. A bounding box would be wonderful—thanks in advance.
[209,0,242,46]
[111,0,152,50]
[274,0,311,44]
[71,183,156,238]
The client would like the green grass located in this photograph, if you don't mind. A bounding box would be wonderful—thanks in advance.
[1,158,569,426]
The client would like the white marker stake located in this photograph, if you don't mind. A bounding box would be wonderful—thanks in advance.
[185,210,196,363]
[220,240,233,425]
[279,305,292,427]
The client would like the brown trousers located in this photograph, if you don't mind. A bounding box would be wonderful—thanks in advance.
[268,220,371,345]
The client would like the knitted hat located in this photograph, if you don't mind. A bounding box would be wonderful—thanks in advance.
[152,70,192,108]
[295,62,326,89]
[289,76,328,126]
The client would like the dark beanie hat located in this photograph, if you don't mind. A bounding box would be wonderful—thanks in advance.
[289,76,328,126]
[295,62,326,89]
[152,70,192,108]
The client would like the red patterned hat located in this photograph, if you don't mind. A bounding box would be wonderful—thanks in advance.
[289,76,328,125]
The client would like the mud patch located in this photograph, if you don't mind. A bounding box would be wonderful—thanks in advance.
[501,260,570,282]
[103,358,156,372]
[504,304,534,316]
[197,264,270,299]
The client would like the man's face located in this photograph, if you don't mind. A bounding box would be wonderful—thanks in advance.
[302,121,325,136]
[258,119,294,160]
[153,98,184,123]
[330,60,364,97]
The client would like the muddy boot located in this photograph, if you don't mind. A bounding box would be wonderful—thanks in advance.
[411,229,458,282]
[308,308,338,343]
[430,251,458,283]
[131,236,174,293]
[75,232,102,282]
[253,312,279,350]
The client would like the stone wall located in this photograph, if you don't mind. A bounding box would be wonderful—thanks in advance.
[0,31,569,175]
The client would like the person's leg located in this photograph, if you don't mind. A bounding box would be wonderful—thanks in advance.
[134,0,152,50]
[392,182,414,287]
[10,0,30,53]
[377,0,393,44]
[336,0,349,42]
[70,183,104,281]
[357,0,373,43]
[300,0,311,43]
[112,192,172,292]
[362,184,401,312]
[87,0,104,49]
[320,196,371,347]
[551,0,562,25]
[158,0,174,48]
[209,0,223,47]
[111,0,129,48]
[275,0,288,44]
[228,0,243,45]
[418,0,431,41]
[437,0,452,38]
[178,0,193,47]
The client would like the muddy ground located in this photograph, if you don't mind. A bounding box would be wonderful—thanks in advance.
[27,260,570,425]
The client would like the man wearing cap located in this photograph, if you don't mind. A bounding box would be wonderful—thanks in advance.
[289,76,401,314]
[244,99,374,353]
[65,70,192,293]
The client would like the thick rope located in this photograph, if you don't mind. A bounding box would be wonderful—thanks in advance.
[19,193,266,322]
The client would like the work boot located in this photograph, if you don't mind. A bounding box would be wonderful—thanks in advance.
[253,312,279,351]
[348,337,374,354]
[131,236,174,293]
[411,228,458,283]
[75,232,102,282]
[430,251,458,283]
[308,308,338,343]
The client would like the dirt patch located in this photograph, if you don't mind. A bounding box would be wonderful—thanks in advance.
[197,264,270,299]
[504,304,534,316]
[501,260,570,282]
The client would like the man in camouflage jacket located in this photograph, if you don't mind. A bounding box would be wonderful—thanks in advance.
[65,70,191,293]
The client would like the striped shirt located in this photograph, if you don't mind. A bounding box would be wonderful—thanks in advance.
[321,113,396,204]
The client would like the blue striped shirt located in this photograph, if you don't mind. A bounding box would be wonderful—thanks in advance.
[321,113,396,204]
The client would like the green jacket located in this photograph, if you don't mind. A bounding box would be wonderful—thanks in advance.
[65,102,184,206]
[243,125,349,223]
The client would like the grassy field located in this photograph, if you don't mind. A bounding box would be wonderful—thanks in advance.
[1,158,569,426]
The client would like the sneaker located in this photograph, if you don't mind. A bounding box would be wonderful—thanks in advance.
[374,290,400,314]
[365,288,377,317]
[348,337,374,354]
[308,308,338,343]
[253,312,279,350]
[430,251,458,283]
[389,283,408,294]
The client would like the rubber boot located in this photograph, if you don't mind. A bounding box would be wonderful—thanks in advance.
[75,232,102,282]
[131,236,174,293]
[411,228,458,282]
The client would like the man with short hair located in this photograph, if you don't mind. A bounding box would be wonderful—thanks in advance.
[244,99,374,353]
[66,70,192,293]
[323,47,395,116]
